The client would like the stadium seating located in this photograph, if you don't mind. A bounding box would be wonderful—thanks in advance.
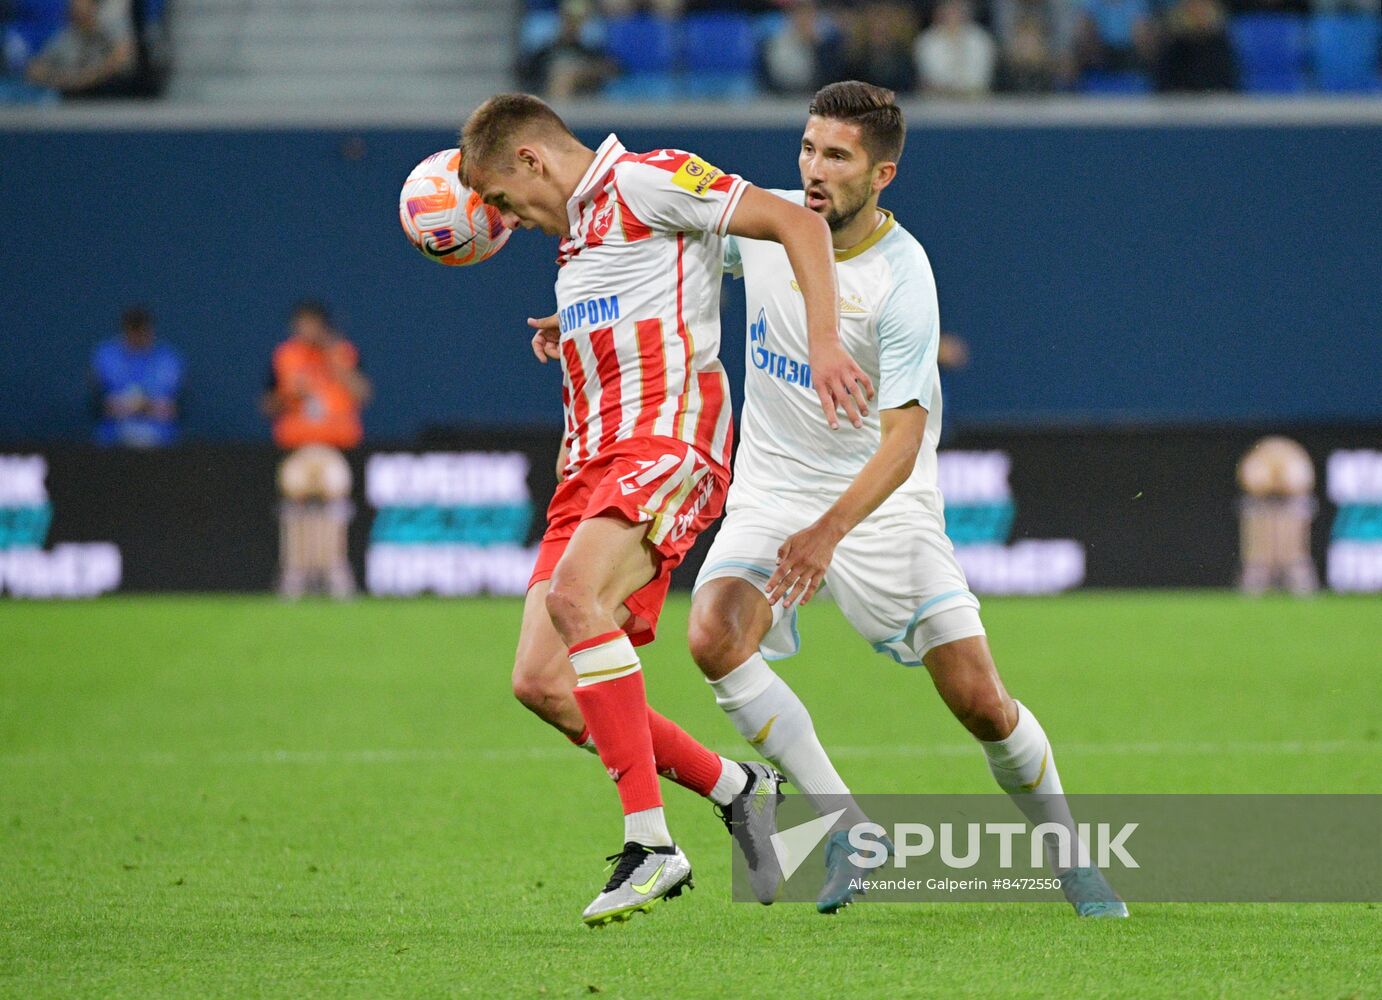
[1229,13,1309,94]
[169,0,511,105]
[680,11,755,98]
[518,7,605,55]
[604,12,677,76]
[2,0,65,71]
[1311,13,1382,93]
[601,11,678,101]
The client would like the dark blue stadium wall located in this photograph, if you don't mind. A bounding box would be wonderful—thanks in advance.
[2,123,1379,442]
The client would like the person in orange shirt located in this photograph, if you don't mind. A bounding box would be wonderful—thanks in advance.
[261,300,371,598]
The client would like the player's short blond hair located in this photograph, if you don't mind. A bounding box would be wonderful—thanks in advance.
[458,93,578,185]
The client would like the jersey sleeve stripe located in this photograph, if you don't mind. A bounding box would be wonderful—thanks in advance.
[713,177,748,237]
[612,176,652,242]
[628,149,690,174]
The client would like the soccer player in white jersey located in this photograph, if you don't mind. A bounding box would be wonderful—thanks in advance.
[686,81,1128,917]
[459,94,874,925]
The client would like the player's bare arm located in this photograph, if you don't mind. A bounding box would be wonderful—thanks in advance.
[726,186,874,430]
[766,401,927,607]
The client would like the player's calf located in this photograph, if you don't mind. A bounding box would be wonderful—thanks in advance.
[923,635,1128,917]
[512,582,587,739]
[922,634,1017,742]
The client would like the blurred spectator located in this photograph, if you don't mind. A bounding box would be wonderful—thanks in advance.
[938,332,971,369]
[997,11,1062,90]
[994,0,1080,52]
[759,0,842,94]
[1156,0,1238,91]
[915,0,999,96]
[90,305,183,448]
[993,0,1079,90]
[839,1,919,93]
[1074,0,1159,74]
[24,0,134,98]
[1237,436,1319,595]
[262,301,369,454]
[516,0,617,99]
[262,301,369,599]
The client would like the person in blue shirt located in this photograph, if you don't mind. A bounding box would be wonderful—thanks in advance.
[90,305,183,447]
[1075,0,1158,73]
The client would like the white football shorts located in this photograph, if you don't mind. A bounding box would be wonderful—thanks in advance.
[694,483,984,666]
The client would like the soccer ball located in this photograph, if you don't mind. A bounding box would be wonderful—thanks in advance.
[398,148,510,267]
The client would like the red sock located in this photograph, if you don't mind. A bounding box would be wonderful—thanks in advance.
[647,707,723,797]
[569,632,661,816]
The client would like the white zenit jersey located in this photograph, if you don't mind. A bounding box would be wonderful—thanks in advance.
[553,134,745,477]
[725,190,944,521]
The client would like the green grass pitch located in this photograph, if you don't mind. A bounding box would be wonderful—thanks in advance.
[2,593,1379,998]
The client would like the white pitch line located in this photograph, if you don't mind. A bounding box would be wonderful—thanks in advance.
[1,739,1377,768]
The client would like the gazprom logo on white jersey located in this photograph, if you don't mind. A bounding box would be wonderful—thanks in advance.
[558,294,620,334]
[750,309,812,388]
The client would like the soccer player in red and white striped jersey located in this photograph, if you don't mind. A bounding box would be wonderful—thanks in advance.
[460,94,873,925]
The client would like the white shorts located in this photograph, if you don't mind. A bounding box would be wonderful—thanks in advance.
[694,486,984,666]
[279,445,352,502]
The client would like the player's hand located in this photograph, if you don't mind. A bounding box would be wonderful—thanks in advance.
[528,314,561,363]
[809,341,874,430]
[766,518,845,608]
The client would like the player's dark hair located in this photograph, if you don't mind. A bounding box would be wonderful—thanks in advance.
[458,93,578,184]
[121,305,153,331]
[291,299,332,325]
[808,81,905,165]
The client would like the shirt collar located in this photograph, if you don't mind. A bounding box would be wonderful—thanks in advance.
[566,133,625,236]
[834,210,895,263]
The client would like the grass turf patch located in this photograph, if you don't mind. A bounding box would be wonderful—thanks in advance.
[1,594,1379,998]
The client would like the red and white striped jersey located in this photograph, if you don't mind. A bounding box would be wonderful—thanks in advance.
[554,134,743,477]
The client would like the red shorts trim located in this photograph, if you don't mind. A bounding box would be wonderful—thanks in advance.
[528,436,728,646]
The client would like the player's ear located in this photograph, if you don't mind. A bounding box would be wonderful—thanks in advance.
[515,145,542,175]
[873,161,898,194]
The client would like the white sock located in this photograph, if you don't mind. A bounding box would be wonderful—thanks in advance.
[980,700,1084,872]
[709,653,865,826]
[624,806,672,848]
[708,757,748,806]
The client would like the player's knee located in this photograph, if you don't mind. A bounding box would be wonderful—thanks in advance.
[687,608,752,679]
[947,683,1015,742]
[543,574,596,640]
[511,664,571,721]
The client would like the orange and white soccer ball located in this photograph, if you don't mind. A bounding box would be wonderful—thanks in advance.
[399,148,510,267]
